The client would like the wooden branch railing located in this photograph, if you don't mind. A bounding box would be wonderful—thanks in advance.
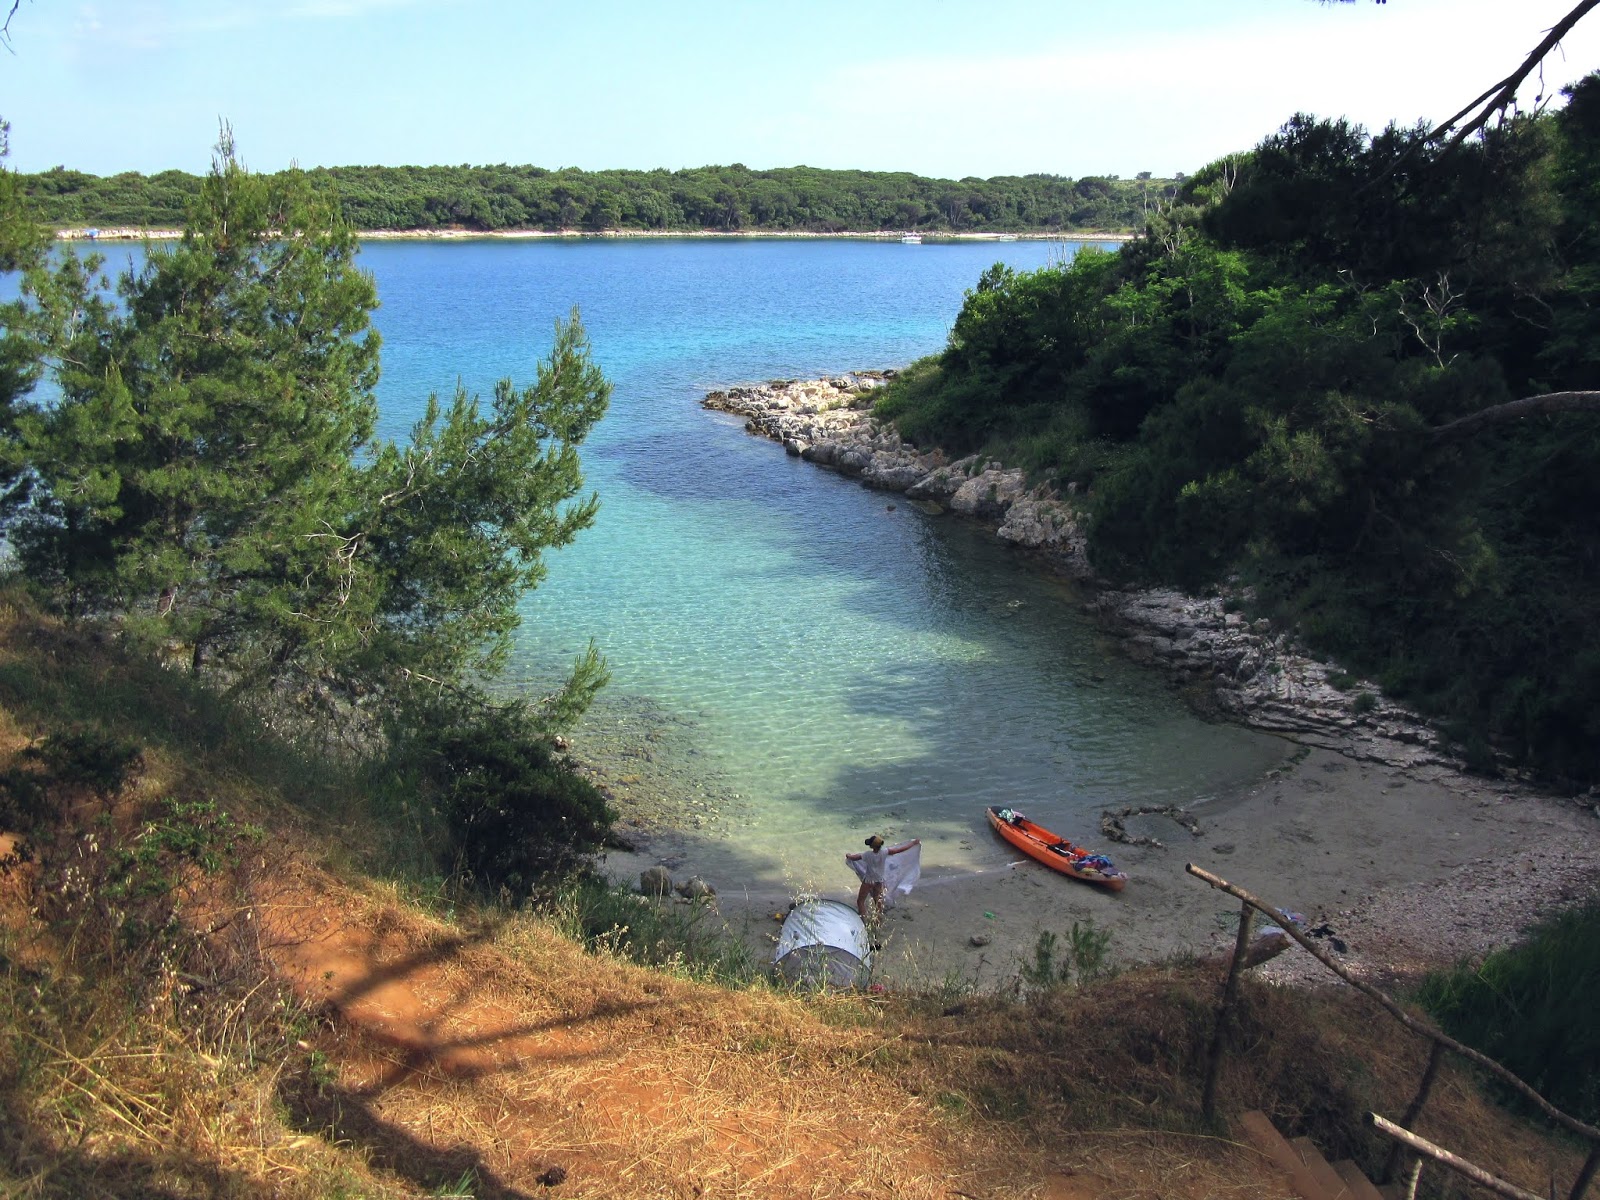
[1186,863,1600,1200]
[1367,1113,1545,1200]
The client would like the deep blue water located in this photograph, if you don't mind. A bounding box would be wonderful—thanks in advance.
[358,237,1291,889]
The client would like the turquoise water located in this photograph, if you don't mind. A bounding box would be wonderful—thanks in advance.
[360,237,1292,892]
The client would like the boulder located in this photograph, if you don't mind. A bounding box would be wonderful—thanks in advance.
[862,459,929,491]
[676,876,716,900]
[639,866,673,897]
[949,468,1027,521]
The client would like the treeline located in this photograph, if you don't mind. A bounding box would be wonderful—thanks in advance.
[20,162,1178,233]
[877,76,1600,785]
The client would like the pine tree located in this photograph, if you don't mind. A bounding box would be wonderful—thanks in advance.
[5,131,611,722]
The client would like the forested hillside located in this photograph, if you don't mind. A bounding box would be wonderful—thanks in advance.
[20,161,1175,234]
[877,75,1600,786]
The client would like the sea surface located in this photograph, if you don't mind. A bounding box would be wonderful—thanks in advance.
[21,236,1292,892]
[359,236,1293,893]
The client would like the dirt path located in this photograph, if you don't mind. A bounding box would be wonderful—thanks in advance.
[241,858,1277,1199]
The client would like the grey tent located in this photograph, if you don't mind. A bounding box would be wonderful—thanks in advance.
[772,898,873,989]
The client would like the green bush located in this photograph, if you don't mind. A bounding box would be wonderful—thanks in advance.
[1415,902,1600,1124]
[402,699,615,893]
[545,875,761,985]
[0,726,142,830]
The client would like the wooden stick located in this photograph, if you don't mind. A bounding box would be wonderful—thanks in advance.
[1569,1144,1600,1200]
[1185,863,1600,1145]
[1400,1156,1424,1200]
[1384,1040,1447,1184]
[1368,1112,1545,1200]
[1201,897,1255,1121]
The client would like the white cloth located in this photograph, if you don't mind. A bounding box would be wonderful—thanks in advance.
[847,844,921,907]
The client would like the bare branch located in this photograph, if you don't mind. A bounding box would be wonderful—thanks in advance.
[1431,0,1600,149]
[1427,391,1600,443]
[1,0,24,50]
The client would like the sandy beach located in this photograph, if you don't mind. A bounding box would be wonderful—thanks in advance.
[605,742,1600,993]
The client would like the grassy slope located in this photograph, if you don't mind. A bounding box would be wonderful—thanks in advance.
[0,587,1585,1199]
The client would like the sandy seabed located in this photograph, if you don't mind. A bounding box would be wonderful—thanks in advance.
[609,745,1600,992]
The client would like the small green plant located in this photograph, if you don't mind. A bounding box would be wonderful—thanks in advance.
[306,1048,337,1094]
[1325,671,1356,691]
[1019,930,1064,993]
[545,876,763,985]
[105,798,265,903]
[935,1091,969,1115]
[1351,691,1378,715]
[1018,920,1114,995]
[432,1169,479,1197]
[1066,919,1113,984]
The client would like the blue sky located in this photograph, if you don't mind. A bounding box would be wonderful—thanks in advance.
[3,0,1598,179]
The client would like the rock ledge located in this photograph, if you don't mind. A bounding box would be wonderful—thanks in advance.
[704,375,1474,776]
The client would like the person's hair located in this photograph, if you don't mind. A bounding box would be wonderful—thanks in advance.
[865,835,884,850]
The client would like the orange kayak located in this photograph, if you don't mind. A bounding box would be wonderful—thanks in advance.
[986,806,1128,892]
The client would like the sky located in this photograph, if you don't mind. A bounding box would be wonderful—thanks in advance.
[2,0,1599,180]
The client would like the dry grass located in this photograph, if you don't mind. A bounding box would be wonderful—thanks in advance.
[0,589,1590,1199]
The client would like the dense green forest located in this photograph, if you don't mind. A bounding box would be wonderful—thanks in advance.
[877,75,1600,786]
[19,161,1176,234]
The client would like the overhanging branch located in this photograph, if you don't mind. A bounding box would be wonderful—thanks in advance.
[1431,0,1600,149]
[1427,391,1600,443]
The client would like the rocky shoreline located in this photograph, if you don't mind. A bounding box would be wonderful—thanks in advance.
[702,373,1481,780]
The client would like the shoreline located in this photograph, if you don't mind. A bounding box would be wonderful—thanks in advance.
[51,226,1134,244]
[599,374,1600,991]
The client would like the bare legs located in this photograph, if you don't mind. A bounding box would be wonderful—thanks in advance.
[856,881,885,920]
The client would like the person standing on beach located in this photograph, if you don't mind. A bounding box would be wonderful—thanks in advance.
[846,834,921,919]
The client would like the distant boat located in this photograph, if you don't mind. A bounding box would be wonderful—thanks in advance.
[996,234,1018,241]
[900,233,921,244]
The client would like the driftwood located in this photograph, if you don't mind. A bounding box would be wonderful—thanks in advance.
[1100,804,1201,849]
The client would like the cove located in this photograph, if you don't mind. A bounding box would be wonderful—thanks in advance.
[360,238,1294,894]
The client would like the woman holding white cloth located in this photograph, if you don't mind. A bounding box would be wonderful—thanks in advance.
[845,834,921,919]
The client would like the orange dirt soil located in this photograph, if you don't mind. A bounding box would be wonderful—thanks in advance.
[219,848,1283,1199]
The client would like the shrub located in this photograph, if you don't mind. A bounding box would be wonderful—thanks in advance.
[403,699,615,892]
[544,875,761,984]
[0,726,142,830]
[1415,902,1600,1124]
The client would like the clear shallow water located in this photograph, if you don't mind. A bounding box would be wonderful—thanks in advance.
[361,237,1293,891]
[19,237,1288,887]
